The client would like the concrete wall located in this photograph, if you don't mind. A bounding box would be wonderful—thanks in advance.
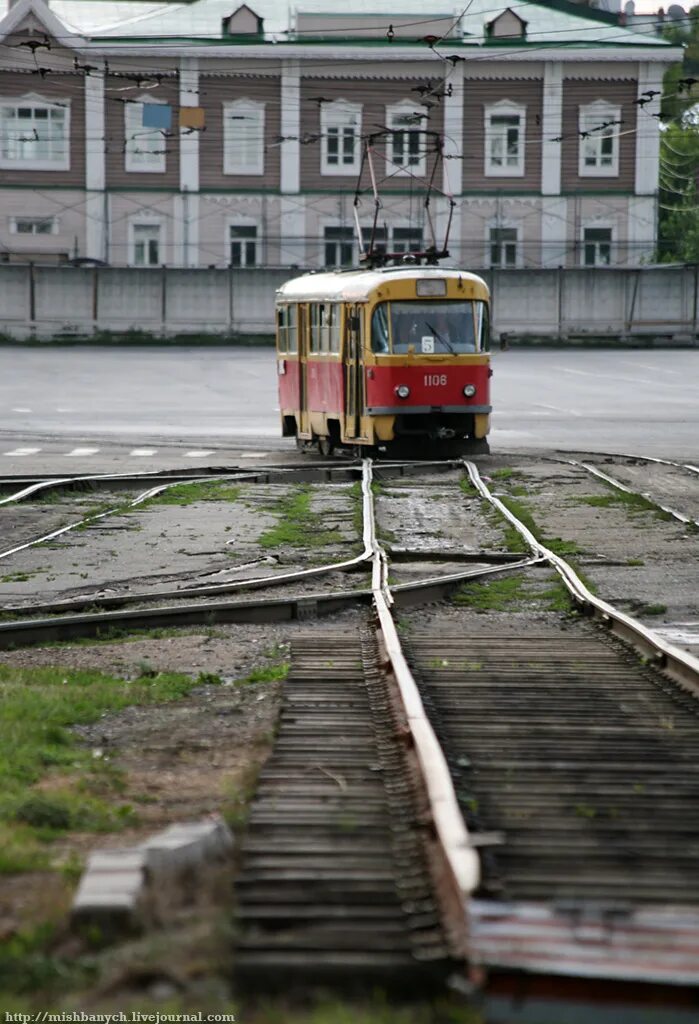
[0,264,697,341]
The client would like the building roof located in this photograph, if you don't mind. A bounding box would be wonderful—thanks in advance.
[0,0,673,46]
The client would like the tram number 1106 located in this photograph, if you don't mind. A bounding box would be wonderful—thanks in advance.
[424,374,448,387]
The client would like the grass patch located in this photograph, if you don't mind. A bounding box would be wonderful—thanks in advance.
[459,478,479,498]
[0,663,210,866]
[627,558,645,567]
[145,480,242,507]
[580,490,672,521]
[453,574,530,611]
[241,661,289,685]
[639,603,667,616]
[453,572,572,613]
[258,485,343,549]
[1,569,48,584]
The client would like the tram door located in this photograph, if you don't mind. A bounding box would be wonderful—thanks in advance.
[344,304,363,440]
[297,303,309,437]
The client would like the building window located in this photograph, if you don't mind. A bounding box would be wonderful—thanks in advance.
[321,100,361,176]
[230,225,257,266]
[223,99,265,175]
[485,101,525,177]
[359,225,387,258]
[579,101,620,177]
[582,226,612,266]
[392,227,423,254]
[125,100,167,173]
[0,96,69,170]
[386,103,426,176]
[132,224,161,266]
[324,226,354,267]
[11,217,56,235]
[489,227,518,268]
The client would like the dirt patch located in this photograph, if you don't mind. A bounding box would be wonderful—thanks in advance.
[0,611,366,1011]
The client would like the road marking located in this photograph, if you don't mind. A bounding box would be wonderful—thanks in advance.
[241,451,269,458]
[65,448,100,457]
[130,448,158,457]
[12,407,32,413]
[3,447,41,456]
[55,407,74,413]
[184,450,216,458]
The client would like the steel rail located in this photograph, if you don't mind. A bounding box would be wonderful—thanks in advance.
[0,529,375,618]
[0,469,237,507]
[567,459,698,528]
[554,450,699,478]
[0,474,265,563]
[464,460,699,698]
[363,459,480,959]
[0,459,461,505]
[0,559,528,650]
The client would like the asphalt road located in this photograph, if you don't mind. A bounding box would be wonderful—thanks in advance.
[0,346,697,473]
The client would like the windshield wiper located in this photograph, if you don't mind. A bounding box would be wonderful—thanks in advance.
[426,321,456,355]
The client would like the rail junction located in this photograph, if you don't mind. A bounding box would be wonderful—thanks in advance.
[0,452,698,1014]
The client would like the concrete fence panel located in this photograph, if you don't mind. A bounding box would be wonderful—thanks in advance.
[0,266,31,325]
[96,269,165,330]
[162,269,230,331]
[0,264,697,342]
[34,267,94,330]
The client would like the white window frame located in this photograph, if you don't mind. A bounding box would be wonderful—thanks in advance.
[320,99,362,176]
[581,221,614,267]
[487,222,521,269]
[386,101,427,177]
[484,100,526,178]
[578,100,620,178]
[128,217,164,268]
[223,98,265,176]
[322,222,355,267]
[125,95,168,173]
[391,224,424,255]
[10,216,58,235]
[0,93,70,171]
[227,216,259,267]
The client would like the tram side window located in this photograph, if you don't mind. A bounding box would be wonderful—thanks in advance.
[476,302,490,352]
[328,304,340,353]
[276,308,286,353]
[371,305,390,353]
[277,306,298,354]
[310,304,340,354]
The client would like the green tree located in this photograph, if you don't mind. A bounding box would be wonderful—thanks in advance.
[656,14,699,261]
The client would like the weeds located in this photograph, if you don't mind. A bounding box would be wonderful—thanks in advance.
[258,486,343,549]
[145,480,242,507]
[0,663,203,867]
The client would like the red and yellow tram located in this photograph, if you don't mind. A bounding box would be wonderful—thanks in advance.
[275,265,491,456]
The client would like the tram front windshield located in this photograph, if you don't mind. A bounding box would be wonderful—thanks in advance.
[371,300,483,354]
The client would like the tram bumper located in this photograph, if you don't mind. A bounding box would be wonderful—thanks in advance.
[390,408,490,441]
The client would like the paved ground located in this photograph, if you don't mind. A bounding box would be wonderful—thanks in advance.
[0,346,697,474]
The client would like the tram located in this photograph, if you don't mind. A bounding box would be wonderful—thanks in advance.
[275,263,491,456]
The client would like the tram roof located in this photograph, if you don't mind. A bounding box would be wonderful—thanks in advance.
[276,267,488,303]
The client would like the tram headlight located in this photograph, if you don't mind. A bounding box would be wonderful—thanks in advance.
[463,384,477,398]
[395,384,411,399]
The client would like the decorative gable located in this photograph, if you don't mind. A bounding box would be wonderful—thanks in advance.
[222,4,263,37]
[0,0,84,48]
[486,8,527,39]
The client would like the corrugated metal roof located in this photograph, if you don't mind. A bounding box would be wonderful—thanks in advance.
[470,899,699,985]
[0,0,669,45]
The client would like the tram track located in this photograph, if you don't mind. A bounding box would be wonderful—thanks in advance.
[1,450,698,995]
